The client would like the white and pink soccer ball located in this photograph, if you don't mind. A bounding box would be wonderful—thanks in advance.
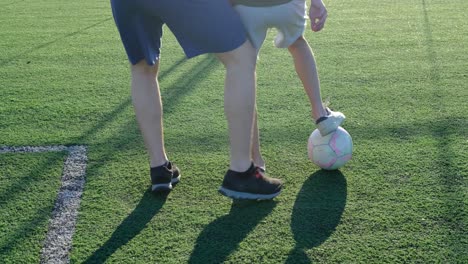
[307,127,353,170]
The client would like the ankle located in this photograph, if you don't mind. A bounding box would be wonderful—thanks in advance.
[229,161,253,173]
[252,158,265,169]
[315,116,328,124]
[150,159,169,169]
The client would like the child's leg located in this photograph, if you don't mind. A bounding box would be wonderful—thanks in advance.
[288,36,327,121]
[288,36,345,136]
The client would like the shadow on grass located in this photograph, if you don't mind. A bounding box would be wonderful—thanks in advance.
[286,170,347,263]
[83,190,168,264]
[0,152,66,259]
[188,200,277,264]
[420,0,466,258]
[77,55,218,182]
[161,55,219,115]
[70,56,188,146]
[0,152,67,259]
[0,152,66,220]
[69,55,215,148]
[0,205,53,258]
[76,56,219,260]
[0,17,113,66]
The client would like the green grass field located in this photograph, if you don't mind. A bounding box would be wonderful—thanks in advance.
[1,0,467,263]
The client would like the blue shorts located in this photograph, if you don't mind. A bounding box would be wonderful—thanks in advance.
[111,0,247,65]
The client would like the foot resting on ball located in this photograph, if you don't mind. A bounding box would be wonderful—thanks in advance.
[315,108,345,136]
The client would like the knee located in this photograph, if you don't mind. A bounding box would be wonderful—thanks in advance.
[217,41,257,72]
[288,36,306,52]
[131,60,159,79]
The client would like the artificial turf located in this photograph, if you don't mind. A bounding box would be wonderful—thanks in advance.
[0,0,466,263]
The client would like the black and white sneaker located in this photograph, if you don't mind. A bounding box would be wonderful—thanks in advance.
[219,163,283,200]
[150,161,181,192]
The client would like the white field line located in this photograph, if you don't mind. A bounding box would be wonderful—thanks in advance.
[0,145,88,264]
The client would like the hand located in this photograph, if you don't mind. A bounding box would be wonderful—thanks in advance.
[309,0,328,32]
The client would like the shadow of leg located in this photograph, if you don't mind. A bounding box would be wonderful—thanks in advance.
[189,200,277,264]
[286,170,347,263]
[83,190,168,263]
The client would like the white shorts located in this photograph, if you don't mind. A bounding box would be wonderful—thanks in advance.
[234,0,307,51]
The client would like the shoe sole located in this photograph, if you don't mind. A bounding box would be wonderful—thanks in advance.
[218,187,281,200]
[152,175,181,192]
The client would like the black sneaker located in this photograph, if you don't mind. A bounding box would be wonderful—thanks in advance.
[219,163,283,200]
[150,161,181,192]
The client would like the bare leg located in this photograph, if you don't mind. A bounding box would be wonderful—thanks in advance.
[130,60,168,168]
[288,36,327,121]
[216,41,257,172]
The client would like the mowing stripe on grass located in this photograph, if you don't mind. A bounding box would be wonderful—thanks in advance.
[0,145,87,264]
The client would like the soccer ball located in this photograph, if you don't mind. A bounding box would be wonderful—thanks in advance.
[307,126,353,170]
